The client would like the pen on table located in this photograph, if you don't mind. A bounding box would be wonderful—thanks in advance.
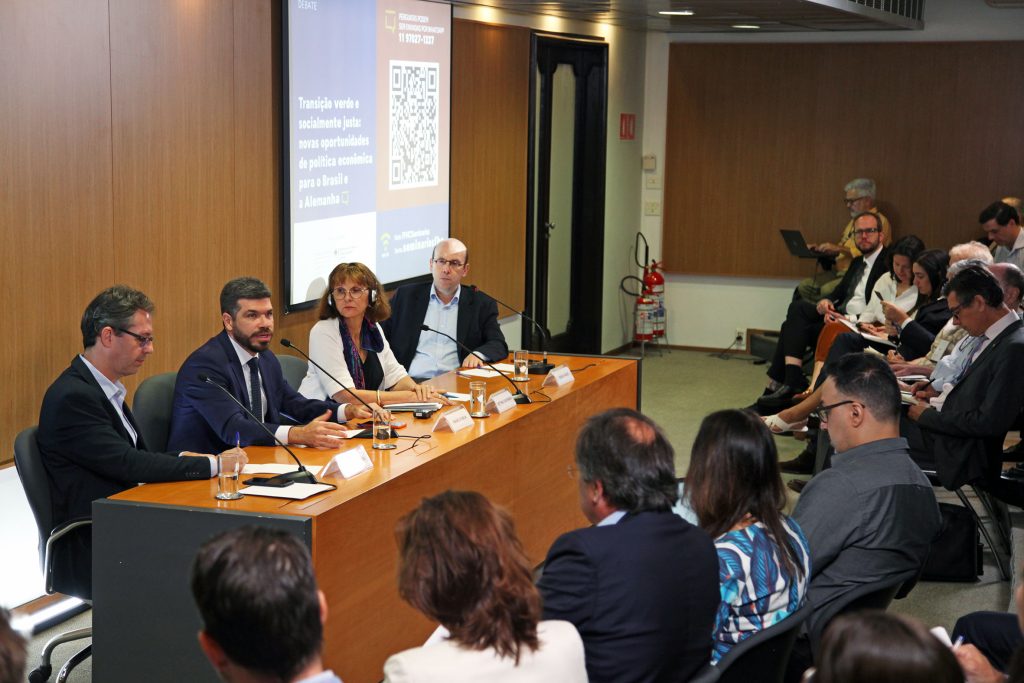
[953,635,964,651]
[235,431,241,452]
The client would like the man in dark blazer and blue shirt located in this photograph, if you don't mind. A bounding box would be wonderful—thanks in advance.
[904,264,1024,489]
[168,277,370,454]
[538,408,719,683]
[382,238,508,379]
[38,286,230,599]
[758,211,891,411]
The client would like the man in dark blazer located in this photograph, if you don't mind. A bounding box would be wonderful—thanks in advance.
[904,264,1024,489]
[38,286,225,599]
[168,277,370,454]
[382,238,508,379]
[538,408,719,683]
[758,211,890,411]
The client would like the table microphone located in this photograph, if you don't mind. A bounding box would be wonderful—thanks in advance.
[279,338,381,418]
[419,324,531,404]
[468,284,554,375]
[197,374,321,487]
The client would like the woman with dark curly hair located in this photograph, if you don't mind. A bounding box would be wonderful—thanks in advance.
[384,490,586,682]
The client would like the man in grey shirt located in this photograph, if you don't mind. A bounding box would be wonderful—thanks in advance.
[793,353,941,642]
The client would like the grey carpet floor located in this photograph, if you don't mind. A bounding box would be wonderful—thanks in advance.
[26,349,1013,680]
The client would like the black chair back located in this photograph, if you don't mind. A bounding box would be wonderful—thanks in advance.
[691,602,812,683]
[13,426,53,568]
[809,570,917,653]
[133,371,177,451]
[278,354,308,391]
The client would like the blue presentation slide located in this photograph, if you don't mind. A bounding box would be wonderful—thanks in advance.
[286,0,451,307]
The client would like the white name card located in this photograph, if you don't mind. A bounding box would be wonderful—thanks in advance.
[486,388,516,414]
[432,406,474,433]
[542,364,575,387]
[321,445,373,479]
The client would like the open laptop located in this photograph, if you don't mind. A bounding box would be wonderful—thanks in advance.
[779,229,822,259]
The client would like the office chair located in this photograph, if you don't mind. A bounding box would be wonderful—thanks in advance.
[278,354,308,391]
[133,371,177,452]
[690,601,811,683]
[13,426,92,683]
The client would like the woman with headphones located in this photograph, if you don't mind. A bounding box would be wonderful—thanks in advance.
[297,262,451,407]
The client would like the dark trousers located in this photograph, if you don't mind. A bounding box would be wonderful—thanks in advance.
[953,611,1021,672]
[769,300,825,383]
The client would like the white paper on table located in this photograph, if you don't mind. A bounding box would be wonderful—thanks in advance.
[443,392,471,402]
[491,363,515,373]
[486,388,516,414]
[542,364,574,387]
[321,445,374,479]
[456,368,500,379]
[240,483,334,500]
[322,429,368,440]
[432,406,474,433]
[242,463,324,476]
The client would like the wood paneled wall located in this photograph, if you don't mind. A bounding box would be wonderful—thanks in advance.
[451,20,531,311]
[663,42,1024,277]
[0,5,531,464]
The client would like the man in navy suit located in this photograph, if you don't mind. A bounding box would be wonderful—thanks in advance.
[538,408,719,683]
[168,277,371,453]
[38,285,230,599]
[382,238,508,379]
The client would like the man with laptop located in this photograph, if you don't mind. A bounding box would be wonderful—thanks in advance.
[757,211,889,411]
[792,178,892,303]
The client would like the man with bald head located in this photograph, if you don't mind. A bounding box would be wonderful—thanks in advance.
[383,238,508,379]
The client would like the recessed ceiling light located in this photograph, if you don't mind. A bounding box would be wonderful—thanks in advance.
[732,24,760,29]
[659,10,695,16]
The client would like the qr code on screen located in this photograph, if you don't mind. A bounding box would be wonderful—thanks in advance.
[389,60,439,190]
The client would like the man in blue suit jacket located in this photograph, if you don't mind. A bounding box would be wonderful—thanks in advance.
[538,408,719,683]
[168,277,370,453]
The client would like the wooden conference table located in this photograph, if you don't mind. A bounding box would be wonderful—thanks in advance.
[91,354,640,682]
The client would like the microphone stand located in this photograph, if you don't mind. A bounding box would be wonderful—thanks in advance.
[198,374,323,487]
[469,284,553,375]
[279,338,396,437]
[420,324,531,404]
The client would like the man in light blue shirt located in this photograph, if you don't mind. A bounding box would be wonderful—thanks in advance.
[384,239,508,379]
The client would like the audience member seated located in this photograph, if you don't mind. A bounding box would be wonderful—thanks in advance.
[789,353,940,670]
[808,611,961,683]
[765,248,950,474]
[797,178,893,303]
[953,563,1024,683]
[383,490,587,682]
[168,277,371,453]
[684,409,810,664]
[297,262,451,409]
[982,200,1024,269]
[902,264,1024,489]
[382,238,508,379]
[537,408,719,683]
[0,609,26,683]
[757,212,890,411]
[190,526,342,683]
[889,243,994,378]
[38,286,233,598]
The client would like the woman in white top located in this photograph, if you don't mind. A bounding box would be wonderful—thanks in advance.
[763,235,924,434]
[297,262,450,407]
[383,491,587,683]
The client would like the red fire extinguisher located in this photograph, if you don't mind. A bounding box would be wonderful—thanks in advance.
[635,292,655,342]
[643,260,665,338]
